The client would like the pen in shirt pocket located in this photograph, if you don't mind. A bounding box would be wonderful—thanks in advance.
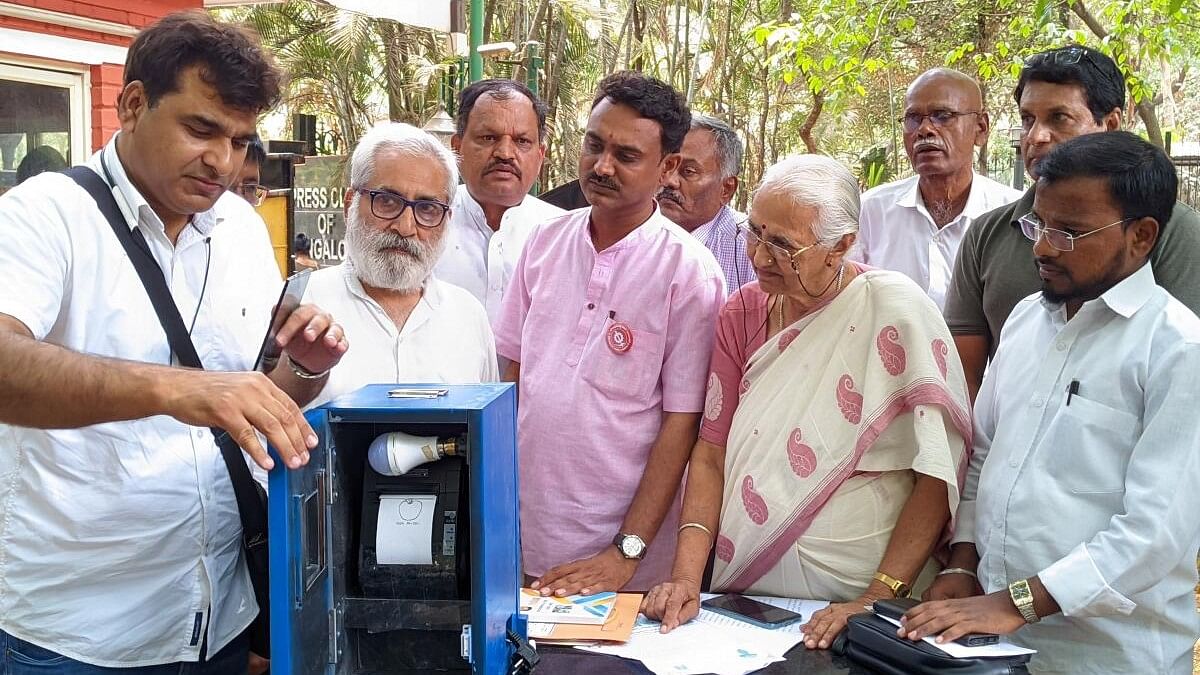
[1066,379,1080,406]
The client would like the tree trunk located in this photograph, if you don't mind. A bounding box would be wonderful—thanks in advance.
[1136,100,1164,147]
[798,88,824,154]
[978,78,990,176]
[630,0,645,70]
[1069,0,1165,146]
[609,3,634,73]
[482,0,496,42]
[378,22,405,123]
[975,7,990,175]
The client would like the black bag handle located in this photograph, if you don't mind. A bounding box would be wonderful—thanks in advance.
[63,166,269,546]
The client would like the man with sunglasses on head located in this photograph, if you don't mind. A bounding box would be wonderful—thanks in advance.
[301,122,498,410]
[854,69,1020,310]
[944,45,1200,400]
[902,131,1200,675]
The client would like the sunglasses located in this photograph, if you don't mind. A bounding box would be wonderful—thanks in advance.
[1024,45,1092,69]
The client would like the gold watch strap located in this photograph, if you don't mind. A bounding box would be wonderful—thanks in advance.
[873,571,911,598]
[1008,578,1040,624]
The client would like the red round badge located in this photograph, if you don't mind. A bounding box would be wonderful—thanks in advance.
[606,322,634,354]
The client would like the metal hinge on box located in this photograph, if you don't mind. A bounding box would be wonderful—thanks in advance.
[328,605,341,665]
[460,624,472,664]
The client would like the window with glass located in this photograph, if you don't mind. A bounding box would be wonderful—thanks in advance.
[0,63,87,195]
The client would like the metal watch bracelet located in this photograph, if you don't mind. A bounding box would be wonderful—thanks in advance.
[1008,578,1040,624]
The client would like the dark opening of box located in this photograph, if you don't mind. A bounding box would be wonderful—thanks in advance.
[329,420,472,674]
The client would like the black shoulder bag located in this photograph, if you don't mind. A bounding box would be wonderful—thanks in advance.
[832,612,1032,675]
[65,166,271,659]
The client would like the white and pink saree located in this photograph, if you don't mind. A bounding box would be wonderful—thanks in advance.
[707,270,972,597]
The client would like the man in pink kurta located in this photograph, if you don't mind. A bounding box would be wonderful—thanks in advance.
[495,72,726,593]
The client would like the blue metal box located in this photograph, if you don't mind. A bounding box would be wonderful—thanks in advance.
[268,384,526,674]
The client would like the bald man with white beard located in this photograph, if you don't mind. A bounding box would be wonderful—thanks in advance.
[853,68,1021,310]
[302,122,498,409]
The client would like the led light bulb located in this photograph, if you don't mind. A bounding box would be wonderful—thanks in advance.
[367,432,459,475]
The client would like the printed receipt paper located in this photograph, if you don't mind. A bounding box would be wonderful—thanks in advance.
[376,494,436,564]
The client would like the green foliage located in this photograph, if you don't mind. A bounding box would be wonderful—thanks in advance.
[214,0,1200,192]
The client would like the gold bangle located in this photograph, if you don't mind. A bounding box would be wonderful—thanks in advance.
[678,522,713,539]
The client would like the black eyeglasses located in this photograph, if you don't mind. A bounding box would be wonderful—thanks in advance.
[234,182,269,206]
[899,110,981,132]
[354,188,449,228]
[1024,45,1090,69]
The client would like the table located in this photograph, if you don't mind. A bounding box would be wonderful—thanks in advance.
[534,643,878,674]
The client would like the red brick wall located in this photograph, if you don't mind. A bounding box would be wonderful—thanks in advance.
[3,0,201,149]
[90,62,123,149]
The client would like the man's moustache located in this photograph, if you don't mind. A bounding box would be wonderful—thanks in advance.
[374,234,423,257]
[657,189,683,204]
[486,161,521,178]
[587,174,618,190]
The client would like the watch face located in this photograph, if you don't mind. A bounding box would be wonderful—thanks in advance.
[619,535,645,558]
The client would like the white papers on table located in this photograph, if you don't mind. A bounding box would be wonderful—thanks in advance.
[577,595,828,675]
[874,613,1037,658]
[375,494,436,564]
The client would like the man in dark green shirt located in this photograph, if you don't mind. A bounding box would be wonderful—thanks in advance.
[944,45,1200,399]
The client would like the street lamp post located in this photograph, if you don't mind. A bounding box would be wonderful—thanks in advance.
[423,107,457,148]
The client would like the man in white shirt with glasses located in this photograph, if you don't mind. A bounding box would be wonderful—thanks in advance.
[900,131,1200,675]
[854,69,1019,310]
[302,122,497,410]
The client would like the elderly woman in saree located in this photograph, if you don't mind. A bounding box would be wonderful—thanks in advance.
[641,155,974,648]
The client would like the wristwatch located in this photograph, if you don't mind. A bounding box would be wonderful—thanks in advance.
[873,571,912,598]
[1008,578,1040,624]
[612,533,647,560]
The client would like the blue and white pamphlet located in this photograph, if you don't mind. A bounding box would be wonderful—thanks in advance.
[520,588,618,625]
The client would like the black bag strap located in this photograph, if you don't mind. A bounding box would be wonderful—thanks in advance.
[64,165,269,544]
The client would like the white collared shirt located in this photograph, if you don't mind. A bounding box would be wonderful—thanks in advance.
[433,187,564,322]
[954,264,1200,674]
[0,138,282,666]
[302,264,498,410]
[854,173,1020,309]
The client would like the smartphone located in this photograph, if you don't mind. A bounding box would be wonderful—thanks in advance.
[700,594,804,629]
[252,270,313,372]
[873,597,999,647]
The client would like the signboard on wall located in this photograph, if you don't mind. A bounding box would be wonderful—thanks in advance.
[293,155,349,267]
